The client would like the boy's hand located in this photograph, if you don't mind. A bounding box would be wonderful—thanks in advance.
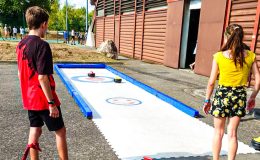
[246,98,255,111]
[49,105,59,118]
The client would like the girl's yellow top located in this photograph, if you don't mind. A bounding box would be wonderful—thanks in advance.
[213,50,255,87]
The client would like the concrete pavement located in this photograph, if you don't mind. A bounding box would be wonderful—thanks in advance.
[0,59,259,159]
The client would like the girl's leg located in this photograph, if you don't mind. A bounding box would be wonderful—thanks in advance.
[213,117,226,160]
[227,116,240,160]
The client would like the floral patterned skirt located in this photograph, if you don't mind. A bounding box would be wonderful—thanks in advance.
[210,85,247,118]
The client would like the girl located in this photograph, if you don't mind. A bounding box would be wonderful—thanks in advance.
[203,24,260,160]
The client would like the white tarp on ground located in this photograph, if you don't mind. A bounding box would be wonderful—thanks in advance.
[61,68,258,160]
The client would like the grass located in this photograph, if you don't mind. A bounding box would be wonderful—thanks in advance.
[0,41,119,63]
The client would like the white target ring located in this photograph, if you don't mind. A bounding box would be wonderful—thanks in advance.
[106,97,142,106]
[71,76,114,83]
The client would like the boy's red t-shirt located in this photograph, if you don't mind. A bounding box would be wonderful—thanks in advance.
[16,35,60,110]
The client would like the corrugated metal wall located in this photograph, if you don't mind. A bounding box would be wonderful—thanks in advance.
[143,9,167,63]
[120,14,135,56]
[229,0,258,47]
[104,16,114,41]
[95,0,167,64]
[134,13,143,59]
[227,0,260,85]
[256,26,260,64]
[95,17,104,47]
[95,0,259,69]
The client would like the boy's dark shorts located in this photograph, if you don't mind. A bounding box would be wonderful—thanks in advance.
[28,106,64,131]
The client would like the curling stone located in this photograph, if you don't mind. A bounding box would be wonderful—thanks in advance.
[251,136,260,151]
[143,156,153,160]
[114,76,122,83]
[88,71,95,77]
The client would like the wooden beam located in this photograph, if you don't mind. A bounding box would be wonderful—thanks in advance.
[103,0,105,42]
[119,0,122,53]
[94,0,99,47]
[250,0,260,51]
[133,0,137,58]
[114,0,116,42]
[141,0,146,60]
[222,0,231,45]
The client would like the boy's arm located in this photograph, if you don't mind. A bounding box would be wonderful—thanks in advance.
[38,74,59,118]
[38,75,53,102]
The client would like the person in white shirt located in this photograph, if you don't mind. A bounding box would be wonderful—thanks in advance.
[71,29,75,45]
[13,26,17,39]
[20,26,25,39]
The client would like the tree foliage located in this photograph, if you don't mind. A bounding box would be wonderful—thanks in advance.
[0,0,51,27]
[48,0,60,30]
[48,4,94,32]
[0,0,93,32]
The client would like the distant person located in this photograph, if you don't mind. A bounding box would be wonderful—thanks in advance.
[8,26,12,39]
[0,25,4,41]
[63,30,68,44]
[13,26,17,39]
[17,6,68,160]
[203,24,260,160]
[20,26,25,39]
[189,42,197,71]
[4,24,8,39]
[81,32,85,45]
[71,29,75,45]
[77,32,82,45]
[84,31,88,45]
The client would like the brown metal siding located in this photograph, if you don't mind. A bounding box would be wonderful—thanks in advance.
[104,16,115,41]
[194,0,227,76]
[95,0,167,64]
[255,27,260,67]
[164,0,185,68]
[96,17,104,47]
[229,0,258,47]
[134,13,143,59]
[120,14,135,56]
[252,1,260,68]
[115,17,120,51]
[142,9,167,63]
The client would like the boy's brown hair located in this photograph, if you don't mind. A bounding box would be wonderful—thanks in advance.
[25,6,49,30]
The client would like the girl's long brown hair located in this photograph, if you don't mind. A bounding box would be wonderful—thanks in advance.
[221,24,246,68]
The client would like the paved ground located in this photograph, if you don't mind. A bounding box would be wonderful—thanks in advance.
[0,63,118,160]
[0,59,260,160]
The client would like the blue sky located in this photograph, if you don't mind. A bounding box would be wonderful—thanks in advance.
[59,0,95,11]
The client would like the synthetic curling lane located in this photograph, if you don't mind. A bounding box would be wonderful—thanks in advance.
[55,64,258,160]
[54,64,199,118]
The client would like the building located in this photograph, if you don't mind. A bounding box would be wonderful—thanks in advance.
[92,0,260,77]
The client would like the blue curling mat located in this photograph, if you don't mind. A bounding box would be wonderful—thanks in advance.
[54,63,199,118]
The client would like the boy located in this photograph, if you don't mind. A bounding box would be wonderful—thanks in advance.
[16,6,68,160]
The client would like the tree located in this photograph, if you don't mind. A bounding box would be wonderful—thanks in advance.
[0,0,94,32]
[88,10,94,29]
[48,4,93,32]
[0,0,51,27]
[48,0,61,30]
